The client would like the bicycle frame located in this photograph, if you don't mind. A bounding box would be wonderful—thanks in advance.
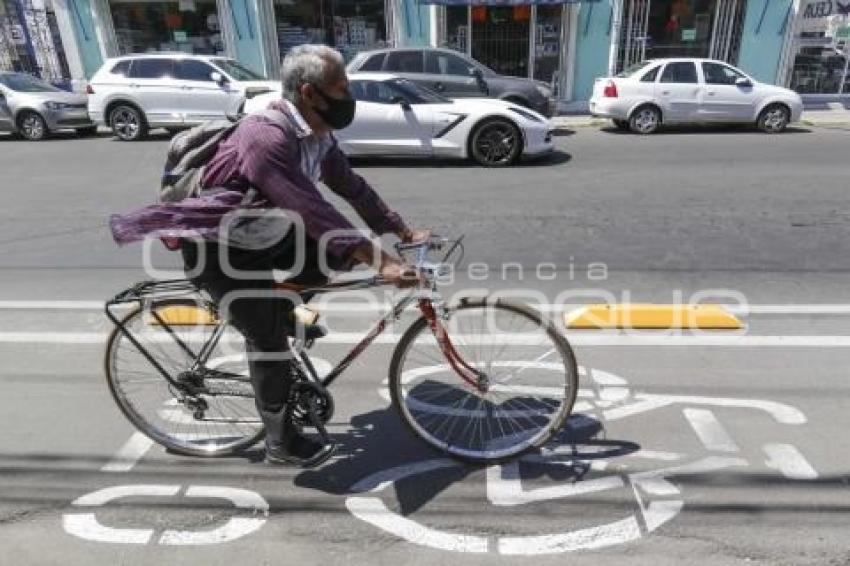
[104,236,484,395]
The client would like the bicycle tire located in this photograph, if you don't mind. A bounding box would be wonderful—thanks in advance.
[388,297,578,463]
[104,299,265,457]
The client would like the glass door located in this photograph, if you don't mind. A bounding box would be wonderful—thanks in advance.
[534,5,564,85]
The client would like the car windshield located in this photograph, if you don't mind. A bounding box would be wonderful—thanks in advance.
[387,78,450,104]
[0,73,63,92]
[616,61,652,78]
[211,59,266,81]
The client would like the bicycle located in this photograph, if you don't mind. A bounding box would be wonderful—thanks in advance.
[104,235,579,463]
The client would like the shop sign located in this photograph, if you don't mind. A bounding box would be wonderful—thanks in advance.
[837,25,850,38]
[801,0,850,19]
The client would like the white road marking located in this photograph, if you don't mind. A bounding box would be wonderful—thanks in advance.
[6,331,850,347]
[498,517,642,555]
[683,409,740,452]
[5,300,850,314]
[763,443,818,480]
[100,432,155,473]
[604,394,807,424]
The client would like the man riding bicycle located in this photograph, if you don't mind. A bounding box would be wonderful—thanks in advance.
[115,44,428,467]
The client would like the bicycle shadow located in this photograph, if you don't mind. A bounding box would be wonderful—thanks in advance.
[294,406,640,516]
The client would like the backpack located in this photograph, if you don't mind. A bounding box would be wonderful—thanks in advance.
[159,108,290,203]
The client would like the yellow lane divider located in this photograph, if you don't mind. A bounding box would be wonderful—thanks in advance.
[564,304,742,330]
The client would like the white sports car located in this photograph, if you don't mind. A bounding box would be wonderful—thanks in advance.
[243,72,554,166]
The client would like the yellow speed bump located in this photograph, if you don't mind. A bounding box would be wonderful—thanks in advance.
[564,304,742,330]
[150,305,320,327]
[151,305,219,326]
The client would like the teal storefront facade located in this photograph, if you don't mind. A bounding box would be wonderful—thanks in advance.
[47,0,847,101]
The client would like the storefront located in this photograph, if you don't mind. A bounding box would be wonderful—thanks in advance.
[108,0,224,55]
[784,0,849,95]
[271,0,390,61]
[614,0,745,72]
[0,0,71,85]
[434,3,578,99]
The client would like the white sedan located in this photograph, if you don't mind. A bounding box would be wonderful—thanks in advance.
[244,72,553,166]
[589,58,803,134]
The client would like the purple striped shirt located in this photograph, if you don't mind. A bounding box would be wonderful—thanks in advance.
[110,100,406,266]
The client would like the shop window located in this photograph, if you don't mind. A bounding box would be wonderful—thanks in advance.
[385,51,424,73]
[110,0,223,55]
[471,6,530,78]
[425,51,474,76]
[789,46,848,94]
[533,5,563,86]
[129,58,175,79]
[273,0,387,61]
[660,61,698,83]
[175,59,215,81]
[702,62,743,85]
[443,6,468,53]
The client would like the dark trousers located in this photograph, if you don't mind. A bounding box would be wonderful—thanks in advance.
[181,236,326,448]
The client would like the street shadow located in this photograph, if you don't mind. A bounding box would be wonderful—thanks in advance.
[294,403,632,518]
[599,124,812,135]
[349,150,571,169]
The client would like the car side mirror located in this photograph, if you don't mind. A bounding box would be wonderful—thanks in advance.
[735,77,752,88]
[391,96,411,110]
[210,71,227,85]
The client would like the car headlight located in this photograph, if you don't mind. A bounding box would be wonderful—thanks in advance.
[44,101,72,111]
[534,84,553,100]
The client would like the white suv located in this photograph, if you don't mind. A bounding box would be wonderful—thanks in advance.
[589,58,803,134]
[88,54,279,141]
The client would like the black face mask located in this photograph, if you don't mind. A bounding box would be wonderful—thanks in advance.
[311,86,356,130]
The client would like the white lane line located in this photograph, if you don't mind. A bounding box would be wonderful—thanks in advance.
[763,443,818,480]
[683,409,740,452]
[101,431,155,473]
[5,331,850,347]
[5,300,850,315]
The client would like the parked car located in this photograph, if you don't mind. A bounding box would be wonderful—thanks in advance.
[87,54,278,141]
[346,47,556,117]
[589,58,803,134]
[0,72,96,141]
[244,73,553,167]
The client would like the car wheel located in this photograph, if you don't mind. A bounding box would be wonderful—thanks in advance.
[469,119,522,167]
[18,111,49,141]
[629,106,661,134]
[76,126,99,137]
[109,104,148,141]
[612,119,630,130]
[758,104,789,133]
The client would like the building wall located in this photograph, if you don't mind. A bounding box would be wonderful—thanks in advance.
[54,0,102,81]
[735,0,794,83]
[396,0,430,46]
[573,0,613,101]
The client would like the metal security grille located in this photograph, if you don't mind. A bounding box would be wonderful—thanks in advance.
[709,0,744,64]
[471,7,530,78]
[616,0,650,73]
[0,0,67,82]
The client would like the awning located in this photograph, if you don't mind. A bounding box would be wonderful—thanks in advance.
[420,0,598,5]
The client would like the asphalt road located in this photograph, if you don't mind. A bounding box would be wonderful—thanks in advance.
[1,125,849,566]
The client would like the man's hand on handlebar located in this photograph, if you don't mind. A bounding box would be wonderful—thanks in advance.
[379,256,420,288]
[399,227,431,244]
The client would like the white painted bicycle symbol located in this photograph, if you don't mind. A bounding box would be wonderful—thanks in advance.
[345,365,817,555]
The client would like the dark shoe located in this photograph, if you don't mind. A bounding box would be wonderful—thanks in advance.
[265,434,336,468]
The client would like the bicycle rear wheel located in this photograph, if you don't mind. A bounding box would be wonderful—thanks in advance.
[105,299,265,457]
[389,297,578,463]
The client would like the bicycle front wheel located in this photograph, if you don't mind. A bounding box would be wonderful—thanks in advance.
[389,297,578,463]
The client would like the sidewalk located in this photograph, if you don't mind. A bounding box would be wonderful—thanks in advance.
[552,103,850,129]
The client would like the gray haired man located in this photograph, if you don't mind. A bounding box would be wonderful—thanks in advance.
[184,45,429,467]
